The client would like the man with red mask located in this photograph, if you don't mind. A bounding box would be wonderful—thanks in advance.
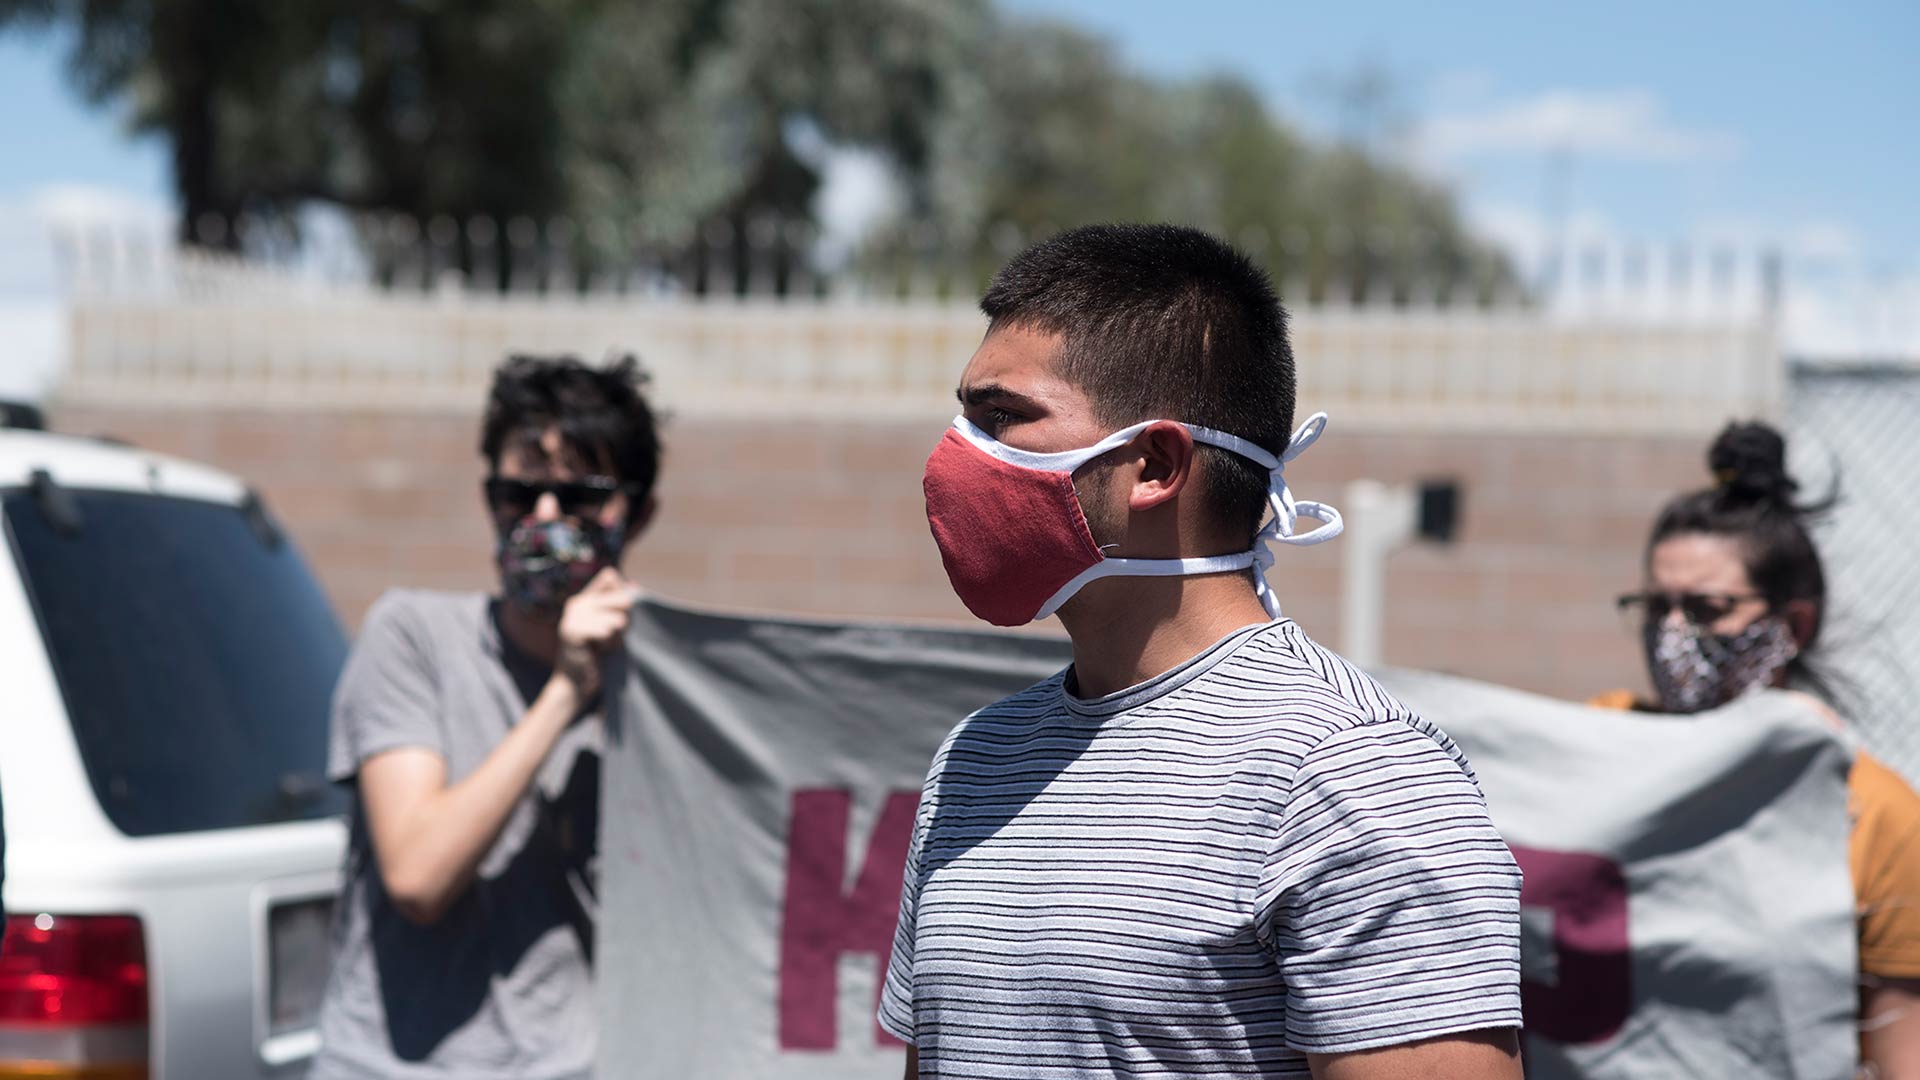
[314,355,658,1080]
[881,225,1524,1079]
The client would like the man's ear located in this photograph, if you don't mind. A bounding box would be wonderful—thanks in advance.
[1782,598,1818,650]
[621,495,659,550]
[1128,422,1196,513]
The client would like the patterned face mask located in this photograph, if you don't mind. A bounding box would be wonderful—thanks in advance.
[1644,614,1798,714]
[496,516,622,613]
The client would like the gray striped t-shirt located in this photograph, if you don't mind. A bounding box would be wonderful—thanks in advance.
[878,619,1523,1077]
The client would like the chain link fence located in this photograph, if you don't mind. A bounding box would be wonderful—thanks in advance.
[1789,362,1920,784]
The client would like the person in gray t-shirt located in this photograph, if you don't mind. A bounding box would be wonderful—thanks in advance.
[314,354,661,1080]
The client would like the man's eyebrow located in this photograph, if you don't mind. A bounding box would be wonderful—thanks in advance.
[957,383,1044,410]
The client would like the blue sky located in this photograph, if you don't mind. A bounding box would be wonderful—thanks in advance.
[0,3,1914,267]
[0,4,1913,394]
[0,26,168,200]
[1000,0,1916,268]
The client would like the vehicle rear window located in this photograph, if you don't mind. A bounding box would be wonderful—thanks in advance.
[4,488,349,836]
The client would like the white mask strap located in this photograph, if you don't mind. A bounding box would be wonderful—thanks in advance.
[1035,552,1260,622]
[952,411,1343,623]
[951,415,1160,472]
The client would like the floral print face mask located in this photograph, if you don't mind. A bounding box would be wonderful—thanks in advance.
[495,516,622,613]
[1644,614,1798,714]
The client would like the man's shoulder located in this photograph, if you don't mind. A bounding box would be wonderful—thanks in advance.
[1299,711,1480,779]
[955,673,1065,727]
[367,587,489,617]
[926,674,1067,759]
[1207,624,1479,781]
[344,590,492,681]
[1210,622,1418,726]
[974,672,1068,716]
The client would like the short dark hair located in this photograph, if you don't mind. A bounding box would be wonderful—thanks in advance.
[980,223,1294,541]
[480,353,663,502]
[1648,420,1837,692]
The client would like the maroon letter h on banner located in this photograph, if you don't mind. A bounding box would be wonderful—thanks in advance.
[778,789,918,1050]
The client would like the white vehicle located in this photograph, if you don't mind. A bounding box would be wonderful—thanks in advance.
[0,404,346,1079]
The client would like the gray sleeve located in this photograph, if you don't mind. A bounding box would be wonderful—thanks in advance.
[1257,721,1523,1054]
[876,794,928,1042]
[880,743,954,1043]
[327,592,444,783]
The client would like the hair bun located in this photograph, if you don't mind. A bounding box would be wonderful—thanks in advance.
[1708,421,1798,507]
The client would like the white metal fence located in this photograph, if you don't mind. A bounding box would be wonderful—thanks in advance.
[49,217,1787,434]
[51,212,1795,319]
[1790,364,1920,783]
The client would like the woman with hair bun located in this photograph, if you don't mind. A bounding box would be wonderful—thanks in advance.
[1594,420,1920,1075]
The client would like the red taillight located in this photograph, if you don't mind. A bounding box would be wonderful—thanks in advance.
[0,915,149,1025]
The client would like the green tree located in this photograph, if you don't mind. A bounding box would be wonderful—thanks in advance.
[3,0,1508,295]
[0,0,584,252]
[3,0,978,285]
[2,0,319,244]
[910,15,1511,299]
[560,0,984,289]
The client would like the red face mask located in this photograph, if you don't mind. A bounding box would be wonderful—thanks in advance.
[922,414,1342,627]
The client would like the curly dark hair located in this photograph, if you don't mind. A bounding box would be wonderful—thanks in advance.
[480,353,662,503]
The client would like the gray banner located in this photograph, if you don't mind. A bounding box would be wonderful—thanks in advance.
[602,600,1857,1079]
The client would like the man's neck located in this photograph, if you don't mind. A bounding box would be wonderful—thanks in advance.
[496,599,561,667]
[1057,572,1274,699]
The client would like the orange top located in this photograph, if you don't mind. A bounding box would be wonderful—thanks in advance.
[1591,689,1920,979]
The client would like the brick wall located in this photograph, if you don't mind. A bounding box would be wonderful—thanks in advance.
[52,403,1704,701]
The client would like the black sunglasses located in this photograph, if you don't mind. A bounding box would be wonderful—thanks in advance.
[1616,590,1767,626]
[483,475,629,519]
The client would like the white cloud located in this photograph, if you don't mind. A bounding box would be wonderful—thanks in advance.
[1419,89,1741,163]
